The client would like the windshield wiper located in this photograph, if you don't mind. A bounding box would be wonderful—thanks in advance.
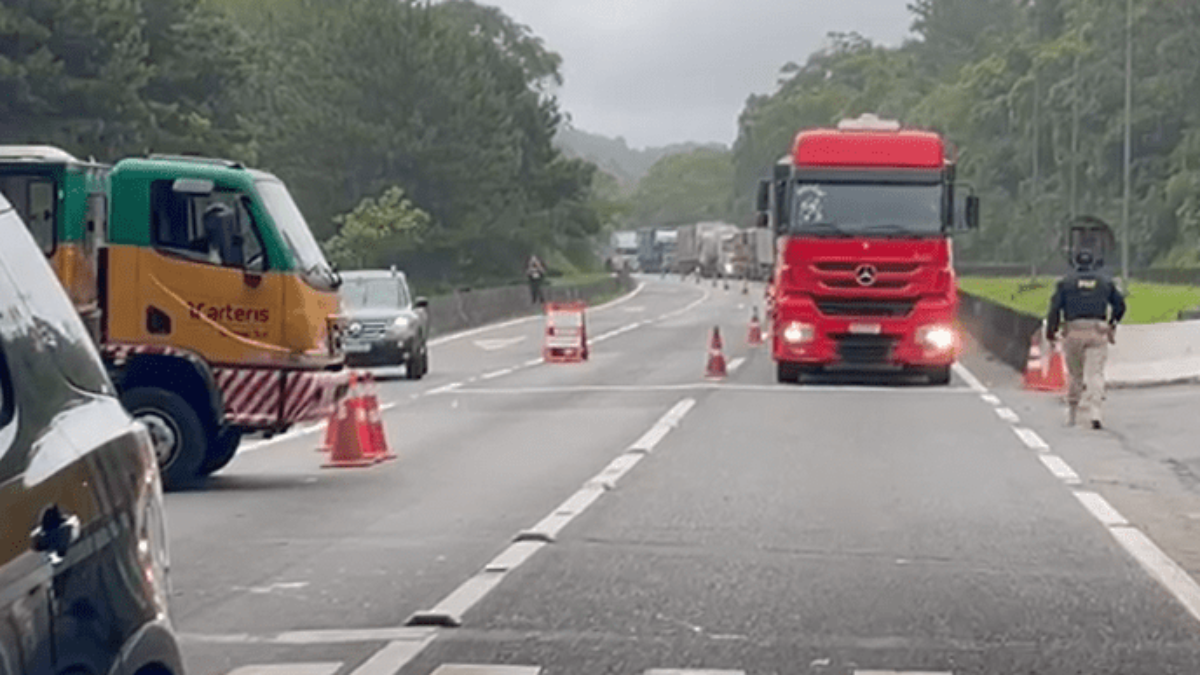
[795,222,853,237]
[860,223,931,238]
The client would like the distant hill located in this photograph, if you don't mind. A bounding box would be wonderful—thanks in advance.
[554,126,727,194]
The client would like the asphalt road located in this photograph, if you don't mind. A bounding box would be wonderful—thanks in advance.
[169,276,1200,675]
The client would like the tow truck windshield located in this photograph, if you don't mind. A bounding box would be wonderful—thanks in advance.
[789,182,943,236]
[257,179,338,289]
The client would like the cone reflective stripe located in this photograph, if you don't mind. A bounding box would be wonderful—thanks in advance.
[1023,329,1067,393]
[706,326,727,379]
[747,308,764,346]
[360,372,396,462]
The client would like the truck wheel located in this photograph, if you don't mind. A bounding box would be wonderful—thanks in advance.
[200,427,242,476]
[927,365,952,386]
[122,387,209,490]
[776,362,800,384]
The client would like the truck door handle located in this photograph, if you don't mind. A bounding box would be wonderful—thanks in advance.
[30,505,81,560]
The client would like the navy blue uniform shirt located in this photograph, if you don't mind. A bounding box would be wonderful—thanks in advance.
[1046,269,1127,340]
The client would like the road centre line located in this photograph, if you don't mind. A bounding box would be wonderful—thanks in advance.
[480,367,516,380]
[1011,426,1050,451]
[433,384,977,396]
[1073,491,1129,527]
[995,407,1020,423]
[1109,526,1200,625]
[981,393,1002,406]
[1039,454,1082,485]
[349,634,439,675]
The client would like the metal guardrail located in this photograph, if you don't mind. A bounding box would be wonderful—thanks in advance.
[956,263,1200,285]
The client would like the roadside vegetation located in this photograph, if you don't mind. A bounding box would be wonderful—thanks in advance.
[958,277,1200,324]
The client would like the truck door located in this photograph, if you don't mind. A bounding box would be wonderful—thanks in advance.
[140,179,285,364]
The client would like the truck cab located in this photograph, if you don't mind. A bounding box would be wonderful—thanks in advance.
[758,114,979,384]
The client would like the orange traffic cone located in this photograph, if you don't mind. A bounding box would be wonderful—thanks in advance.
[360,372,396,462]
[706,326,727,379]
[747,309,764,346]
[1023,329,1067,393]
[322,374,376,468]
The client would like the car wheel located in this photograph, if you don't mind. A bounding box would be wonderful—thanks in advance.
[200,427,242,476]
[122,387,209,490]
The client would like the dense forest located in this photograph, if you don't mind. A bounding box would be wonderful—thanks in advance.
[734,0,1200,268]
[0,0,604,287]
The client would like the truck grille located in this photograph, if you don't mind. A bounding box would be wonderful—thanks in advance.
[836,335,897,364]
[817,300,914,317]
[814,261,920,274]
[822,278,908,290]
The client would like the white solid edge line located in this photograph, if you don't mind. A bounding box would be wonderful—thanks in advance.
[480,368,515,381]
[427,382,464,395]
[348,634,438,675]
[952,362,989,393]
[275,627,435,645]
[484,540,547,573]
[1039,454,1082,485]
[1073,491,1129,527]
[427,282,646,348]
[1109,526,1200,625]
[1012,426,1050,451]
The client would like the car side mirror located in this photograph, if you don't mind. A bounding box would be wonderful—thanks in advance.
[414,297,428,310]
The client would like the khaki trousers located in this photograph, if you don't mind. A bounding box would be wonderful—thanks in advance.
[1064,319,1109,422]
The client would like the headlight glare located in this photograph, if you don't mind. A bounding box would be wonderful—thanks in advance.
[920,325,956,351]
[782,321,815,344]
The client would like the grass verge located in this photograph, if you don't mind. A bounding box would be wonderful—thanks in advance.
[958,276,1200,324]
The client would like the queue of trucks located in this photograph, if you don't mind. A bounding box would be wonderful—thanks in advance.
[0,146,348,488]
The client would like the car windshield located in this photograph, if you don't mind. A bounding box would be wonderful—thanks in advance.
[340,277,405,310]
[256,179,335,286]
[789,182,943,236]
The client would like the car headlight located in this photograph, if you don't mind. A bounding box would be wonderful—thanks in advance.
[919,325,956,351]
[782,321,815,344]
[392,316,412,331]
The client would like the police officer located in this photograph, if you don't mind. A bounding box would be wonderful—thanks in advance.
[1045,249,1126,429]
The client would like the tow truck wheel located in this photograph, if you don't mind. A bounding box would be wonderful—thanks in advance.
[122,387,208,490]
[926,365,952,386]
[200,427,242,476]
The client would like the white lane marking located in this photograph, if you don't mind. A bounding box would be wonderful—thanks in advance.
[432,384,975,396]
[1110,526,1200,625]
[349,635,438,675]
[629,423,672,452]
[658,289,712,320]
[410,573,507,625]
[981,393,1002,406]
[228,665,341,675]
[995,407,1020,423]
[474,337,527,351]
[623,306,647,313]
[426,283,646,348]
[854,671,952,675]
[952,362,988,393]
[1012,427,1050,451]
[727,357,747,373]
[588,452,644,488]
[1039,454,1082,485]
[432,666,542,675]
[427,382,464,395]
[646,671,746,675]
[1073,491,1129,527]
[480,368,516,381]
[484,541,547,573]
[240,423,325,453]
[523,358,544,367]
[276,627,435,645]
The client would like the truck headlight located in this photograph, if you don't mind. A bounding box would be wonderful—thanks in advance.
[782,321,815,344]
[392,316,412,332]
[918,325,956,351]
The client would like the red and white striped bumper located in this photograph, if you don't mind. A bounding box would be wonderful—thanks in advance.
[215,367,350,429]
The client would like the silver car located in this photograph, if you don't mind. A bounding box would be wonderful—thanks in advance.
[339,269,430,378]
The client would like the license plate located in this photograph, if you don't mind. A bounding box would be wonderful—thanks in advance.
[343,342,371,353]
[849,323,882,335]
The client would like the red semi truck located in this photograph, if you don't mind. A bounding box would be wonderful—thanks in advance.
[757,114,979,384]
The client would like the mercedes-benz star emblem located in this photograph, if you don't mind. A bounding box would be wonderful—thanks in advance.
[855,264,878,287]
[349,322,363,336]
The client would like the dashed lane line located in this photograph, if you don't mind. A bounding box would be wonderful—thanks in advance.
[227,665,341,675]
[727,357,747,374]
[951,362,988,393]
[431,667,541,675]
[1011,426,1050,452]
[995,407,1020,423]
[1039,454,1082,485]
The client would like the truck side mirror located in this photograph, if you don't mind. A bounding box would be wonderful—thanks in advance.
[756,180,770,213]
[965,195,980,230]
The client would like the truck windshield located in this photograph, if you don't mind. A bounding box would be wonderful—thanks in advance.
[789,182,943,236]
[257,179,337,289]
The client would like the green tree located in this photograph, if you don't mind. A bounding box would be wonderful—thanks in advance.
[323,186,431,270]
[629,148,735,228]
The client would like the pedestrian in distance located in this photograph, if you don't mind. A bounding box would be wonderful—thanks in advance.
[526,254,547,305]
[1045,249,1127,429]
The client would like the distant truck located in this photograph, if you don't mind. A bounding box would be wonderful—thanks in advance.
[756,114,979,384]
[636,227,677,274]
[732,228,774,281]
[674,221,738,278]
[609,229,640,271]
[0,146,348,486]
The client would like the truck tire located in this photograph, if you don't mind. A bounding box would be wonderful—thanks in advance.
[927,365,952,386]
[200,427,242,476]
[122,387,209,490]
[776,362,800,384]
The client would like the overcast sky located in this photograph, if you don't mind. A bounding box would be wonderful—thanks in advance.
[481,1,916,149]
